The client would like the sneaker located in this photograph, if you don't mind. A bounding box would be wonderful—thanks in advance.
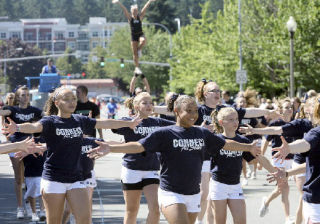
[25,201,32,217]
[285,218,295,224]
[17,207,24,219]
[251,172,257,180]
[259,197,269,217]
[138,50,142,58]
[32,213,40,222]
[247,171,252,179]
[195,220,203,224]
[134,67,142,74]
[39,210,46,221]
[69,214,76,224]
[242,178,249,186]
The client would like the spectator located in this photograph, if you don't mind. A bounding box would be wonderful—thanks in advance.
[106,97,119,119]
[74,85,103,138]
[41,58,58,74]
[221,90,234,106]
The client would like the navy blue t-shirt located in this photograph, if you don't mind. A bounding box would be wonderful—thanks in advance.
[5,106,42,142]
[23,137,46,177]
[211,134,255,185]
[81,137,102,180]
[282,119,313,164]
[40,114,96,183]
[266,119,294,159]
[303,127,320,203]
[139,125,226,195]
[112,116,175,170]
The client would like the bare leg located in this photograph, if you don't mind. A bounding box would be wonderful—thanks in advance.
[66,188,91,224]
[131,41,139,68]
[123,189,142,224]
[212,200,227,224]
[280,181,291,221]
[62,200,71,224]
[161,203,190,224]
[9,157,24,208]
[143,184,160,224]
[197,172,210,222]
[28,197,36,213]
[264,187,281,207]
[206,200,214,224]
[228,199,246,224]
[42,191,66,224]
[295,175,306,224]
[138,36,147,51]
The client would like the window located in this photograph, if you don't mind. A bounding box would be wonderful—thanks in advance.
[92,42,99,49]
[0,32,6,39]
[104,30,108,37]
[78,32,88,40]
[68,41,76,50]
[54,42,66,51]
[69,32,74,38]
[55,32,64,40]
[25,32,35,41]
[78,42,89,51]
[92,31,99,37]
[10,32,21,39]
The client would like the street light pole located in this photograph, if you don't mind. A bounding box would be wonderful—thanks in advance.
[238,0,243,92]
[174,18,181,33]
[286,16,297,98]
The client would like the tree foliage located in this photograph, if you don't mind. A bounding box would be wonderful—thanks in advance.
[56,48,83,75]
[0,39,45,90]
[170,0,320,97]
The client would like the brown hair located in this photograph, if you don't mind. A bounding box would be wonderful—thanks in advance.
[243,88,258,107]
[43,87,73,115]
[167,95,195,113]
[5,93,15,106]
[13,86,29,106]
[77,85,88,96]
[194,79,216,103]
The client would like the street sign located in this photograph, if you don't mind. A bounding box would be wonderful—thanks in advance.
[236,70,247,84]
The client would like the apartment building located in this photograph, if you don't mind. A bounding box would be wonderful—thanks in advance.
[0,17,127,61]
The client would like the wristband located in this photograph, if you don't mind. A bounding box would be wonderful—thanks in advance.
[16,124,20,132]
[134,73,139,77]
[140,74,145,79]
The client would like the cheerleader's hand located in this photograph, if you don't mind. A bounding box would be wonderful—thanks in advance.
[249,140,261,157]
[2,117,18,137]
[272,136,290,164]
[238,124,254,135]
[129,116,142,129]
[88,141,111,159]
[201,121,214,132]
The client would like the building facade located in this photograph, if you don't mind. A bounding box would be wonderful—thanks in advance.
[0,17,127,62]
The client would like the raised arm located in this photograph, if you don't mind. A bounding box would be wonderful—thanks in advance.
[255,155,277,173]
[140,0,156,20]
[129,75,138,95]
[141,75,151,93]
[95,117,141,130]
[113,0,131,21]
[3,118,43,135]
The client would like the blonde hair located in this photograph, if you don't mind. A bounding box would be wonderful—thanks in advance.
[277,98,292,114]
[131,4,138,11]
[212,107,237,133]
[124,92,152,112]
[243,88,258,107]
[5,93,15,106]
[312,96,320,125]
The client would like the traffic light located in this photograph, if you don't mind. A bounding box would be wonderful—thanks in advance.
[100,56,105,67]
[82,72,86,78]
[120,58,124,68]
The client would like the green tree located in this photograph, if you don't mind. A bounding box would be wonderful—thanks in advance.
[56,48,83,75]
[0,39,45,89]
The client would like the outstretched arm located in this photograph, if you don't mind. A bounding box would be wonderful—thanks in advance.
[113,0,131,20]
[224,140,261,157]
[244,108,281,120]
[273,137,310,162]
[2,118,43,135]
[88,141,144,159]
[140,0,156,20]
[95,117,141,130]
[255,155,277,173]
[153,106,174,116]
[0,109,11,116]
[239,125,283,136]
[0,137,35,154]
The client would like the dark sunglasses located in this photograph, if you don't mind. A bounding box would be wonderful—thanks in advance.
[207,89,221,94]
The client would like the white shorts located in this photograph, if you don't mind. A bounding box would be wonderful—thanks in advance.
[121,166,159,190]
[209,179,244,200]
[292,161,306,178]
[40,178,86,194]
[303,201,320,223]
[201,160,211,173]
[24,177,41,199]
[84,170,97,188]
[158,188,201,213]
[272,158,293,170]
